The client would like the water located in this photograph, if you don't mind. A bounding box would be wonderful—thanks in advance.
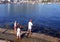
[0,4,60,33]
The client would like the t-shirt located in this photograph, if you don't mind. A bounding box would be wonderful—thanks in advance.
[28,22,33,29]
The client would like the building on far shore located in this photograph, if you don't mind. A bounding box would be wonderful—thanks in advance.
[0,0,10,3]
[1,0,5,1]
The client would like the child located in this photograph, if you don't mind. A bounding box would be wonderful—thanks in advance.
[14,21,17,33]
[17,26,21,39]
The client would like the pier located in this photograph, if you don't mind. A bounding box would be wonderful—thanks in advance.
[0,28,60,42]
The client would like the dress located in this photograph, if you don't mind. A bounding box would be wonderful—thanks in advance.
[17,28,21,38]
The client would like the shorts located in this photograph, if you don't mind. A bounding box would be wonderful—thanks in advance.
[14,26,16,28]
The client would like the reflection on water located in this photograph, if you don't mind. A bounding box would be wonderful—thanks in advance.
[0,4,60,32]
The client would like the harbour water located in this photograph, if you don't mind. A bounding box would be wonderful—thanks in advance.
[0,3,60,37]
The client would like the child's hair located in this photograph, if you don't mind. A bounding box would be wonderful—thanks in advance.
[20,26,21,28]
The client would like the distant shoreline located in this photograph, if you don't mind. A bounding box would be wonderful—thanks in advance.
[0,1,60,4]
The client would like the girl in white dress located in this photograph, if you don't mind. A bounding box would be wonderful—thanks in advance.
[17,26,21,39]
